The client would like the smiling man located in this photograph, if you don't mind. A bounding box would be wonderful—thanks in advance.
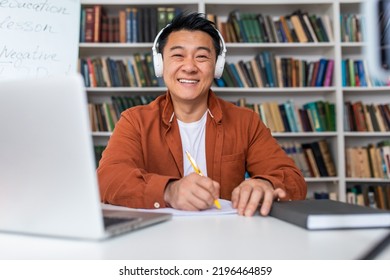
[97,12,307,217]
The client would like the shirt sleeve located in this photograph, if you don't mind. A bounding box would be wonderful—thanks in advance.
[246,113,307,200]
[97,111,179,209]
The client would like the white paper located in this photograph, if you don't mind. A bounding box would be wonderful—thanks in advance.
[103,199,237,216]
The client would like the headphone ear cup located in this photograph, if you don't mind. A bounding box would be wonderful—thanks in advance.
[153,53,163,78]
[214,55,225,79]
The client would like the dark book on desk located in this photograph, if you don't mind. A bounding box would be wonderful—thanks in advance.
[269,200,390,230]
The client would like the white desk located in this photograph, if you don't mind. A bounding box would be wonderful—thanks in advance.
[1,213,389,260]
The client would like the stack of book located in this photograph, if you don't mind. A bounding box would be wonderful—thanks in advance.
[79,54,165,88]
[80,5,181,43]
[345,141,390,179]
[281,140,337,178]
[208,9,333,43]
[215,52,334,88]
[344,101,390,132]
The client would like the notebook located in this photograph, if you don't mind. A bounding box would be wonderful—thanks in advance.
[0,74,171,240]
[269,199,390,230]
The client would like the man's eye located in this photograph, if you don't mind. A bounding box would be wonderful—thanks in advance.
[172,54,183,57]
[197,55,210,61]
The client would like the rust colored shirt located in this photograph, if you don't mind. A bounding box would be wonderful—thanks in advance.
[97,90,307,208]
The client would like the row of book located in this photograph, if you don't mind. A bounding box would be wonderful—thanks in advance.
[89,96,156,132]
[345,141,390,179]
[80,5,180,43]
[347,185,390,210]
[340,14,364,43]
[280,140,337,178]
[79,54,164,88]
[341,59,387,87]
[313,192,337,200]
[344,101,390,132]
[237,99,336,133]
[209,9,332,43]
[215,52,334,88]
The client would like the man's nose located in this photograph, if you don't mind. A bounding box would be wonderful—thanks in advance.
[181,57,197,72]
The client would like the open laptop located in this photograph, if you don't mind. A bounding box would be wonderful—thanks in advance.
[0,74,171,240]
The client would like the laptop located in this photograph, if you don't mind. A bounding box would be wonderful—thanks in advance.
[0,74,171,240]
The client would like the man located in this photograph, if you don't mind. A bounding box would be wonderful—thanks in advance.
[97,12,307,217]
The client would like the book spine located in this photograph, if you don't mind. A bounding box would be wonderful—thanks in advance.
[315,58,328,87]
[84,7,95,43]
[323,59,334,87]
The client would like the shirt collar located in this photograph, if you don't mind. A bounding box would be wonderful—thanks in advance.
[161,89,223,126]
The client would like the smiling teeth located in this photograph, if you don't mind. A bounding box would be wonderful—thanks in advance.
[179,79,198,84]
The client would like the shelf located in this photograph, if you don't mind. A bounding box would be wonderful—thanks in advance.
[80,43,153,48]
[342,86,390,92]
[92,132,112,137]
[345,178,390,183]
[212,87,336,94]
[86,87,166,93]
[344,132,390,137]
[273,132,337,137]
[226,42,335,48]
[340,42,366,48]
[305,177,339,183]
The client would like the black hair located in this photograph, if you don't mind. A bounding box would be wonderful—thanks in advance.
[157,11,221,60]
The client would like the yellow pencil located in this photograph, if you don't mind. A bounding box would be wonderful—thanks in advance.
[185,150,221,210]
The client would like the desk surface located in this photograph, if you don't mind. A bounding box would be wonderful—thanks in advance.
[1,210,389,260]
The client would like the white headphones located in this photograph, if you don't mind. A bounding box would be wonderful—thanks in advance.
[152,24,227,79]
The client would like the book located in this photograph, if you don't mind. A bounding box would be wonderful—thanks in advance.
[269,200,390,230]
[290,14,308,43]
[306,141,328,177]
[302,12,318,42]
[315,58,328,87]
[323,59,334,87]
[93,5,102,43]
[292,9,314,42]
[302,144,320,177]
[318,139,337,177]
[84,7,95,43]
[279,16,294,42]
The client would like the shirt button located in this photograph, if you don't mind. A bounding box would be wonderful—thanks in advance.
[154,202,160,208]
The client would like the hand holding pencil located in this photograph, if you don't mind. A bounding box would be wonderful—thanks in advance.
[185,151,221,210]
[163,151,221,211]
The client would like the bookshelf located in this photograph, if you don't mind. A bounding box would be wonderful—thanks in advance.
[79,0,390,205]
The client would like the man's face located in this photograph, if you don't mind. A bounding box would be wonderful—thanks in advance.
[162,30,217,104]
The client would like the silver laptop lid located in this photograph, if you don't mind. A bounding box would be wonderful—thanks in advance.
[0,74,106,239]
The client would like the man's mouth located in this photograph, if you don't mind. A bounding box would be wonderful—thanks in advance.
[178,79,199,84]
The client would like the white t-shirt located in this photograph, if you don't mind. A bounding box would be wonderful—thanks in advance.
[177,111,208,176]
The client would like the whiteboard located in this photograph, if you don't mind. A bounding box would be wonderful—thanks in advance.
[0,0,80,81]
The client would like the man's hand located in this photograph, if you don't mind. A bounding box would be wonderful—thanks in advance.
[164,173,220,211]
[231,178,286,217]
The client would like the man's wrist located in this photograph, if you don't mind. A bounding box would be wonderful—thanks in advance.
[164,180,176,207]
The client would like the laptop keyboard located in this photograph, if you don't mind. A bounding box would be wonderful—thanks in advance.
[103,216,137,228]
